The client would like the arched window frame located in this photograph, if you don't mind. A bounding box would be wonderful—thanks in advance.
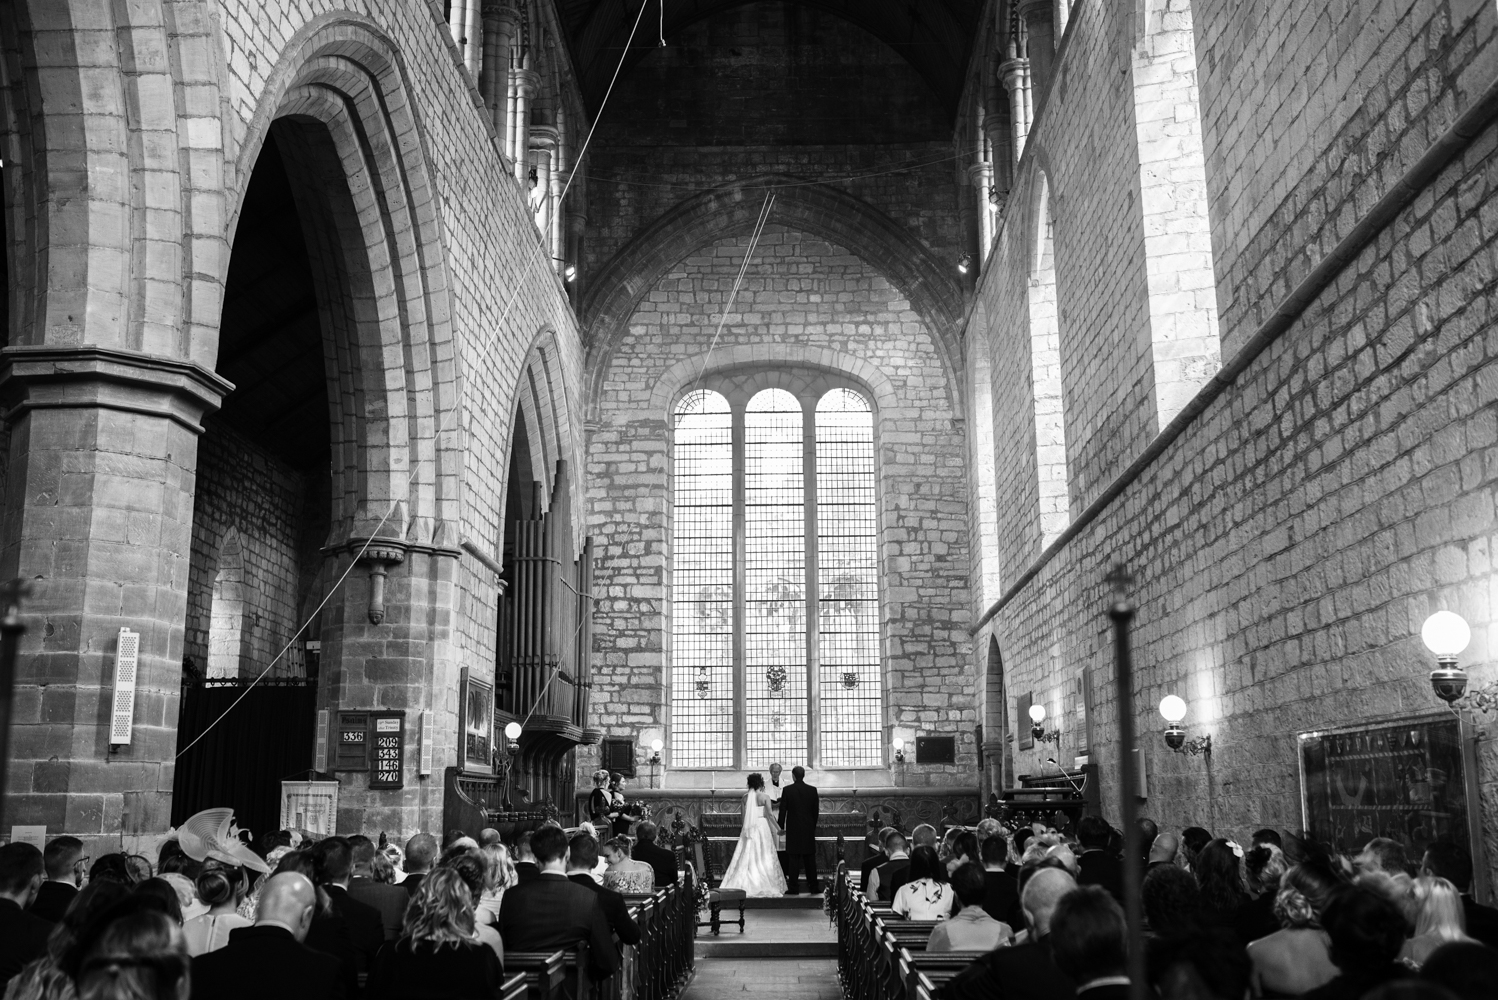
[665,368,887,770]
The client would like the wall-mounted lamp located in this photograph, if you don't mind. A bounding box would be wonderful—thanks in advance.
[893,737,906,764]
[1159,695,1211,757]
[1029,703,1059,745]
[550,257,578,283]
[957,253,974,275]
[1424,610,1473,704]
[649,738,664,766]
[503,721,523,754]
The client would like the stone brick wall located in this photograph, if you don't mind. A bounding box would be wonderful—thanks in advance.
[184,420,328,679]
[969,0,1498,887]
[585,226,976,786]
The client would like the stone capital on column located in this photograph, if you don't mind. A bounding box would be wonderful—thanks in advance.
[513,68,541,100]
[0,346,232,435]
[1016,0,1056,117]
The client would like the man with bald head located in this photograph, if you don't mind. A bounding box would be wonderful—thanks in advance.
[939,866,1079,1000]
[190,872,345,1000]
[1147,832,1180,872]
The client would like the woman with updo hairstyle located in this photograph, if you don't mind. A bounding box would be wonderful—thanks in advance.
[73,910,190,1000]
[1246,859,1345,997]
[180,862,250,957]
[368,868,502,1000]
[600,836,655,894]
[1239,843,1292,942]
[588,769,612,828]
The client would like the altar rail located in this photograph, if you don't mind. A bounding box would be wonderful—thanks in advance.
[505,873,696,1000]
[833,863,986,1000]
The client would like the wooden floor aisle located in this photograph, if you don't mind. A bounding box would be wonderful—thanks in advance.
[678,957,842,1000]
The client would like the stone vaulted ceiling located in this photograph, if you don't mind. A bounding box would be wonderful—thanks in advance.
[559,0,985,115]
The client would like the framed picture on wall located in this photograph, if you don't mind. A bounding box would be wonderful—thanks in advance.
[1299,712,1488,902]
[459,668,495,774]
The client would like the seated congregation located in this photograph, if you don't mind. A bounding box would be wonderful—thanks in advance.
[839,815,1498,1000]
[0,817,693,1000]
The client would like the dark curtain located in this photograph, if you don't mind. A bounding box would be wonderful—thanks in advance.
[172,683,317,841]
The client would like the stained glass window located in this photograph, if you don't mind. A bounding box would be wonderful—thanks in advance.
[669,390,734,768]
[815,389,881,766]
[669,381,883,768]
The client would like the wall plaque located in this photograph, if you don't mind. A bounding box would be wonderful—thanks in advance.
[335,711,370,771]
[1299,712,1488,900]
[369,712,405,790]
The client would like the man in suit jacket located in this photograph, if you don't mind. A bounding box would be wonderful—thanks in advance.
[1422,841,1498,948]
[345,836,408,940]
[1052,885,1131,1000]
[940,867,1077,1000]
[630,822,677,887]
[777,765,820,895]
[979,835,1022,926]
[867,830,910,902]
[30,835,84,923]
[0,844,52,994]
[1075,817,1124,904]
[191,872,344,1000]
[511,831,541,885]
[500,825,619,982]
[310,837,385,992]
[566,833,640,946]
[859,827,894,894]
[401,833,437,898]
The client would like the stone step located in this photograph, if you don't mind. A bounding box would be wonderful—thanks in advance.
[741,894,825,909]
[694,938,839,959]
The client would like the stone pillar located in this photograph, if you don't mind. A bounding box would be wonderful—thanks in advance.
[552,106,567,273]
[0,348,228,845]
[528,126,558,254]
[1017,0,1055,119]
[969,162,993,253]
[566,209,587,294]
[1000,54,1032,164]
[481,3,520,146]
[512,67,539,184]
[985,106,1013,214]
[464,0,484,77]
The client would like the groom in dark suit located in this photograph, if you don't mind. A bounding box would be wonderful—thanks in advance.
[777,765,820,895]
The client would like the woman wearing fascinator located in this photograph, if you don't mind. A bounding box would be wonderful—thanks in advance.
[171,809,271,957]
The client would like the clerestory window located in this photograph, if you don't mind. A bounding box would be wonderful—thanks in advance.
[669,380,883,769]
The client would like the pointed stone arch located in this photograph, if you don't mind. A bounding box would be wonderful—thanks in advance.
[582,178,965,418]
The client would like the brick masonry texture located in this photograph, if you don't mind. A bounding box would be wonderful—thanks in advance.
[969,0,1498,888]
[585,227,976,785]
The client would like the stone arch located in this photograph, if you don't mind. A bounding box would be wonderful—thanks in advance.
[644,344,907,428]
[206,527,246,679]
[583,179,965,414]
[228,15,463,551]
[507,327,581,538]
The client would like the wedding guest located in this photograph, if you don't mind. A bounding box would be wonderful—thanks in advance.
[182,862,251,956]
[1141,865,1202,938]
[345,838,407,941]
[1076,816,1124,904]
[937,867,1078,1000]
[631,823,678,888]
[434,850,503,961]
[1420,841,1498,949]
[1421,941,1498,1000]
[497,826,618,982]
[472,842,515,928]
[945,832,979,877]
[600,837,655,894]
[860,828,894,894]
[892,847,955,920]
[368,869,502,1000]
[927,864,1010,952]
[1399,877,1474,970]
[607,775,636,838]
[6,880,130,1000]
[867,830,910,903]
[1240,843,1291,942]
[510,833,540,886]
[1147,833,1180,873]
[565,834,639,946]
[978,835,1021,927]
[1195,838,1251,933]
[1050,886,1131,1000]
[31,839,85,925]
[1180,828,1212,872]
[400,835,437,899]
[1247,860,1343,997]
[74,910,189,1000]
[1358,838,1412,878]
[1301,884,1411,1000]
[189,872,343,1000]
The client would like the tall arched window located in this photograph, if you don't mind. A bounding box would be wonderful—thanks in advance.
[670,381,883,769]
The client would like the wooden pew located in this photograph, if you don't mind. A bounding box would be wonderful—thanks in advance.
[898,949,987,1000]
[503,950,566,1000]
[500,972,529,1000]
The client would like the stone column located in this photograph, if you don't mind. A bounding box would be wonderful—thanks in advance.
[999,53,1032,164]
[551,107,568,273]
[1017,0,1055,119]
[985,105,1013,214]
[528,126,558,254]
[969,162,993,253]
[481,3,520,146]
[0,347,229,844]
[512,66,539,184]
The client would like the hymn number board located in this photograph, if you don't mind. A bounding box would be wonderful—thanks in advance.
[334,710,406,789]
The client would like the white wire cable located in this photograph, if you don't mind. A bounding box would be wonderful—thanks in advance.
[682,188,776,408]
[175,0,652,761]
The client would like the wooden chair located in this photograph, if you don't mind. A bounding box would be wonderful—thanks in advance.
[690,842,746,935]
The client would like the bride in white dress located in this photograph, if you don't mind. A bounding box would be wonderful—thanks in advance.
[719,772,788,897]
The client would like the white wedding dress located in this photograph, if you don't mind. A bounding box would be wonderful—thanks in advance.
[719,790,788,897]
